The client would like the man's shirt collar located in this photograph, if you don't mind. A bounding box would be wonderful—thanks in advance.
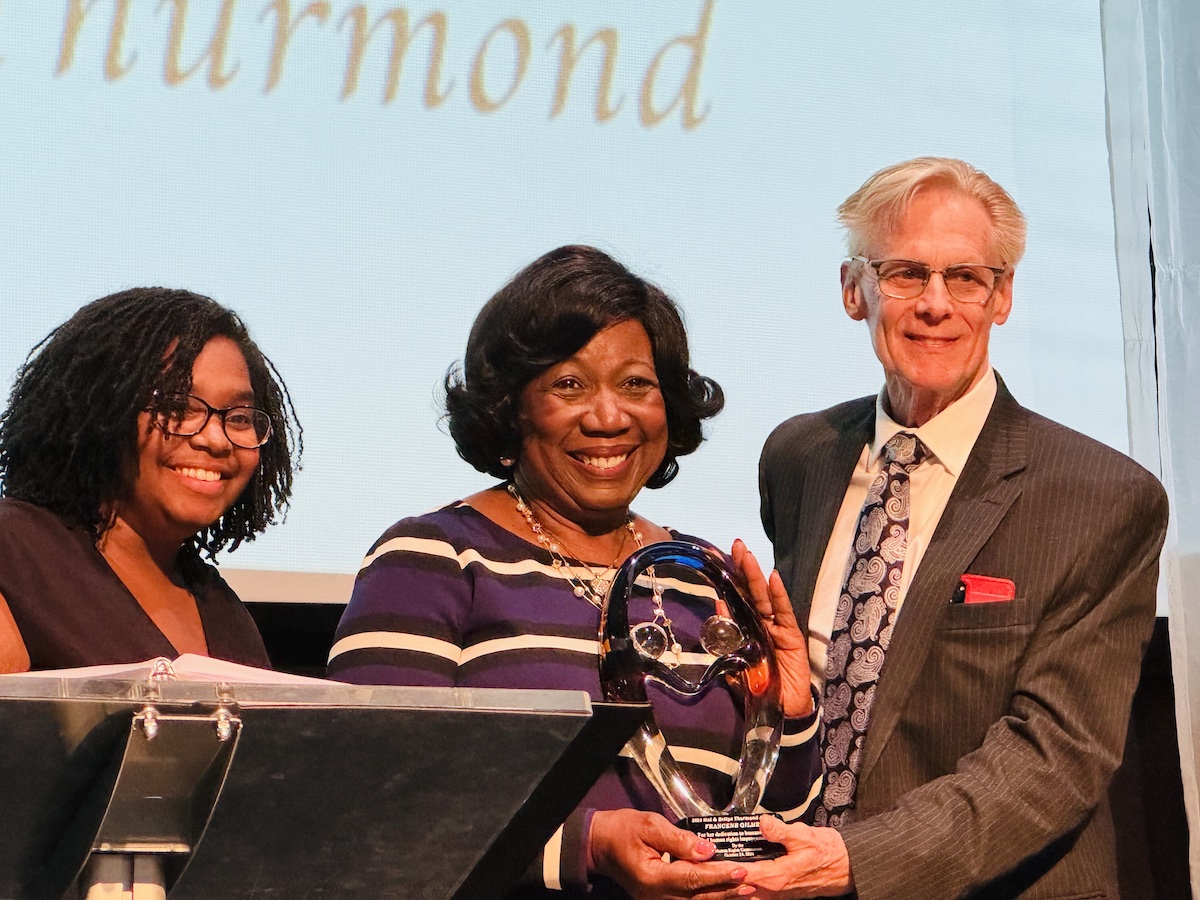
[870,368,997,476]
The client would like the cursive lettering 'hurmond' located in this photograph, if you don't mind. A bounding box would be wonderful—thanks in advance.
[54,0,714,129]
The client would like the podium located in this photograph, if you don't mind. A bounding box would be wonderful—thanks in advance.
[0,664,645,899]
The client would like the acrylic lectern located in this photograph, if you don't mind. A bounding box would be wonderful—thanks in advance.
[0,661,645,900]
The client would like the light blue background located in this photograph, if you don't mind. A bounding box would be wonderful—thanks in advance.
[0,2,1125,587]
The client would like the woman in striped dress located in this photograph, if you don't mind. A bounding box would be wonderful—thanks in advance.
[328,246,818,899]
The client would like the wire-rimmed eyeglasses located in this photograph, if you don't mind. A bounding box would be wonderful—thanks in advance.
[153,393,273,449]
[850,256,1008,305]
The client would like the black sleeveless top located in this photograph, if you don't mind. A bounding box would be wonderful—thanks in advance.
[0,499,270,670]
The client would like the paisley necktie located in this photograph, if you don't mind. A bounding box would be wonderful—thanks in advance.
[815,431,929,827]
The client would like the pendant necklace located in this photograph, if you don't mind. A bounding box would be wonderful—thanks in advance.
[508,483,682,666]
[508,483,634,608]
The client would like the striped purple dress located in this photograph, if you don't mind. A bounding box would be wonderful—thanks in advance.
[328,501,818,897]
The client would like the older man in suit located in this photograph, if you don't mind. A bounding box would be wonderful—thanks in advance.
[741,158,1168,898]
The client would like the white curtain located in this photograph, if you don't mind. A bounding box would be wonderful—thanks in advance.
[1101,0,1200,893]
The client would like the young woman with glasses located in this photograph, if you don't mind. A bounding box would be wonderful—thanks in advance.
[0,287,300,673]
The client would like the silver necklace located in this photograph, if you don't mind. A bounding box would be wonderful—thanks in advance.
[508,483,634,609]
[507,483,682,666]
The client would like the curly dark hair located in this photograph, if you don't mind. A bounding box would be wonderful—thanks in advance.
[0,287,302,562]
[444,245,724,489]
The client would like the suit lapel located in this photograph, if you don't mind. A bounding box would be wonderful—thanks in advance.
[856,382,1030,785]
[789,403,875,626]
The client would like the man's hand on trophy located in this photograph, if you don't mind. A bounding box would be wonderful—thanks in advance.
[588,808,758,899]
[739,817,854,898]
[730,540,813,718]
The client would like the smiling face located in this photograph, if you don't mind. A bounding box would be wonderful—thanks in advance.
[119,336,262,549]
[514,319,668,534]
[842,185,1013,426]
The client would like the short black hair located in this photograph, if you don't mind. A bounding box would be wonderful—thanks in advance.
[0,287,302,560]
[445,245,723,488]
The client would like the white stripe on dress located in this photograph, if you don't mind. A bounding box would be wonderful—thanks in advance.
[462,636,715,668]
[327,631,462,664]
[543,824,564,890]
[331,629,718,668]
[781,716,819,747]
[618,742,740,778]
[771,776,822,821]
[359,536,719,600]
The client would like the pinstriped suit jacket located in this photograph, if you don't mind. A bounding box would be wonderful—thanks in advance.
[759,381,1167,899]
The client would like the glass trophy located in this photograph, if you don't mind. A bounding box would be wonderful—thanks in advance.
[599,541,785,861]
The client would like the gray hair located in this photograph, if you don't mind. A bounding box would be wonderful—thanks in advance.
[838,157,1027,266]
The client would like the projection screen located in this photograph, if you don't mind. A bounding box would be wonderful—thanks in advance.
[0,1,1126,603]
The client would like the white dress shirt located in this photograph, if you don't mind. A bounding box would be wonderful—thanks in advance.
[806,369,998,688]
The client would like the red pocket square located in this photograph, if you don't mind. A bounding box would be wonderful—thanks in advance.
[954,574,1016,604]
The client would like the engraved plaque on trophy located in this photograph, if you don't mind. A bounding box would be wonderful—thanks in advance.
[599,541,785,861]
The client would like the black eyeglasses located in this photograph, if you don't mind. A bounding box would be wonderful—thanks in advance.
[850,256,1008,305]
[153,394,273,449]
